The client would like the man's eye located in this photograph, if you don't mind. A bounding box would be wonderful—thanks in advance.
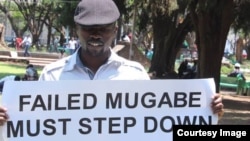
[81,27,91,31]
[80,27,112,33]
[99,28,110,32]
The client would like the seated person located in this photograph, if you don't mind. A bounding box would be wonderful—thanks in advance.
[228,63,246,80]
[22,67,39,81]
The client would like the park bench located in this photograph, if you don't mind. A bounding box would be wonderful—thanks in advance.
[220,75,249,95]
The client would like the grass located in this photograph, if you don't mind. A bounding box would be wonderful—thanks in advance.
[0,61,43,103]
[0,61,43,79]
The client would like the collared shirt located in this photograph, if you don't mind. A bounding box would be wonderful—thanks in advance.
[39,48,150,80]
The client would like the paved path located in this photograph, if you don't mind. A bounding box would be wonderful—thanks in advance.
[0,55,59,67]
[218,91,250,125]
[0,50,61,67]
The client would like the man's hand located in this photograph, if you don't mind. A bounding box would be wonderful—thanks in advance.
[0,106,8,126]
[211,94,224,118]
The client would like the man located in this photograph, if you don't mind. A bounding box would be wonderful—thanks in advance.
[22,66,39,81]
[228,63,246,80]
[0,0,223,126]
[68,37,78,55]
[21,34,32,57]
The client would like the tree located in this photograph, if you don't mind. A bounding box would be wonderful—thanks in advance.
[231,1,250,60]
[38,1,63,49]
[136,0,193,77]
[134,0,245,93]
[114,0,128,41]
[12,0,45,48]
[0,1,28,39]
[189,0,236,92]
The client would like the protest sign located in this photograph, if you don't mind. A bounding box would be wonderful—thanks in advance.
[0,79,218,141]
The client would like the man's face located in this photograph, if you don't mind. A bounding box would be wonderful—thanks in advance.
[76,23,117,56]
[235,67,240,71]
[26,75,36,81]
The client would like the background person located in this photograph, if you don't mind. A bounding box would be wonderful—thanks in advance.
[15,37,22,51]
[22,64,39,81]
[68,37,77,55]
[227,63,246,80]
[21,34,32,57]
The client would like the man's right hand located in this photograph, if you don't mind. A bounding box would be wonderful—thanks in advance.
[0,106,8,126]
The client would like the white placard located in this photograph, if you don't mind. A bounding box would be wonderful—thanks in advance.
[0,79,218,141]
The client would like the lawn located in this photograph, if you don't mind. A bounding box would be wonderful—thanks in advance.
[0,61,43,79]
[0,61,43,103]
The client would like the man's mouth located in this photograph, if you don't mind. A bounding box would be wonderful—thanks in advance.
[87,41,104,47]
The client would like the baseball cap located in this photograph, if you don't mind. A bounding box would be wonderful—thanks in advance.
[74,0,120,25]
[234,63,241,68]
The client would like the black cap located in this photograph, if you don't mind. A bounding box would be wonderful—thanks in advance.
[74,0,120,25]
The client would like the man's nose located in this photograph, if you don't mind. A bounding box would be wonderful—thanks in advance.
[89,29,102,39]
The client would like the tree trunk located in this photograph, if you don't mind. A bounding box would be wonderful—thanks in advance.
[47,26,52,51]
[150,10,193,78]
[149,15,170,77]
[0,24,5,46]
[190,0,235,92]
[236,38,243,63]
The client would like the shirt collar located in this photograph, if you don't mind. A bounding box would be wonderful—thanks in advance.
[63,47,123,72]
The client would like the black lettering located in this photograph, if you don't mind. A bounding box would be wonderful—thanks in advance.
[94,117,106,133]
[124,117,136,133]
[58,118,71,135]
[7,120,23,137]
[55,95,66,110]
[109,117,121,134]
[177,116,195,124]
[160,116,175,132]
[174,92,187,107]
[43,119,56,135]
[84,93,97,109]
[189,92,201,107]
[144,117,157,132]
[27,120,40,136]
[106,93,122,109]
[125,93,138,108]
[47,95,52,110]
[19,95,31,111]
[31,95,47,111]
[199,116,212,125]
[68,94,81,110]
[176,116,212,125]
[158,92,172,108]
[141,93,155,108]
[79,118,92,134]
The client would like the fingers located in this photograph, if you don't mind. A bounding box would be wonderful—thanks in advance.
[0,106,8,125]
[211,94,224,115]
